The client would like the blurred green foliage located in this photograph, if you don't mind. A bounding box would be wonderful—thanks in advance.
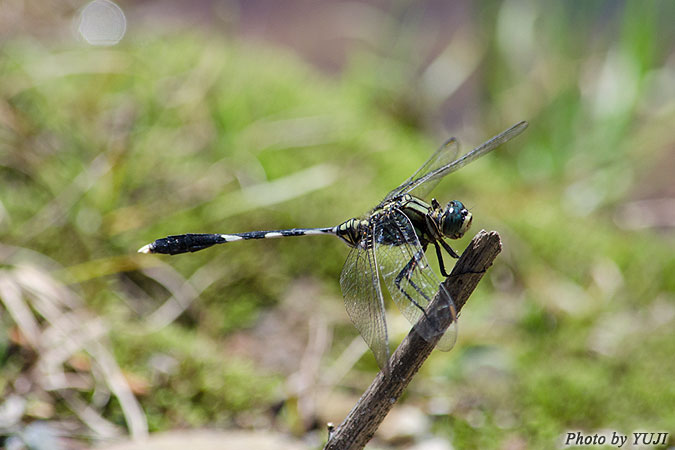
[1,1,674,449]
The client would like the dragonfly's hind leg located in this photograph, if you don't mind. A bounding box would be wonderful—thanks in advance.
[394,249,432,318]
[395,250,450,338]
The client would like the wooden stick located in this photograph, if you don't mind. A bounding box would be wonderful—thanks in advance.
[324,230,502,450]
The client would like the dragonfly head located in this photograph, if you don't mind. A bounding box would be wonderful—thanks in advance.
[441,200,472,239]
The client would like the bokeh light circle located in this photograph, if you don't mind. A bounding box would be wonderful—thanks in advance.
[78,0,126,46]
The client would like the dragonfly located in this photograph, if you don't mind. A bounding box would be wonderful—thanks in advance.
[139,121,528,371]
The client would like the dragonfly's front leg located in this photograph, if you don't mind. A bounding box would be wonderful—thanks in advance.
[434,239,462,278]
[424,213,459,260]
[439,239,459,259]
[423,213,458,277]
[433,241,450,277]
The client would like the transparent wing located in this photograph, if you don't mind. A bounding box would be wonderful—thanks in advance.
[387,121,528,202]
[373,209,457,351]
[339,227,390,371]
[382,137,459,204]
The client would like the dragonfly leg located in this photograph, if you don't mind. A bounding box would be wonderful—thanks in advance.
[439,239,460,259]
[423,212,457,262]
[433,241,450,277]
[394,249,432,319]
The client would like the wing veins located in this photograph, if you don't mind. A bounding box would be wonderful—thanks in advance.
[339,223,390,371]
[382,137,459,203]
[402,121,528,196]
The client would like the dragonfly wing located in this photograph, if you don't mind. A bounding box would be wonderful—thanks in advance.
[340,227,390,371]
[403,121,528,199]
[436,318,457,351]
[373,209,457,350]
[382,137,459,203]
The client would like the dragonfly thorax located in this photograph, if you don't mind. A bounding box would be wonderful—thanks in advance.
[436,200,472,240]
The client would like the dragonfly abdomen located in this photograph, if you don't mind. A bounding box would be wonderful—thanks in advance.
[140,227,336,255]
